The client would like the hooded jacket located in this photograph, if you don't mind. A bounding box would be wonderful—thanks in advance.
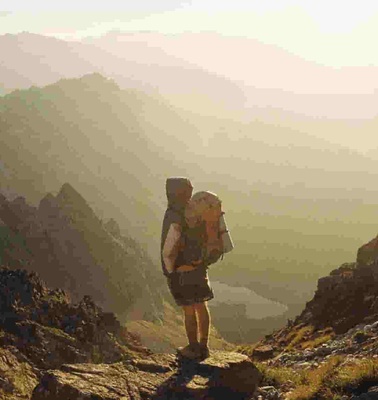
[160,177,193,276]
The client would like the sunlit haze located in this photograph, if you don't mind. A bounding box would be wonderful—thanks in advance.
[1,0,378,353]
[1,1,378,66]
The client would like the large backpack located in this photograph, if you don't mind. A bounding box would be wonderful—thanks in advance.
[184,191,234,266]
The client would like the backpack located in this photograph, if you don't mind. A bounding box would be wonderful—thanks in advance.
[184,191,234,266]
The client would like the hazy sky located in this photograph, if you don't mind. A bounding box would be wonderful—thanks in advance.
[1,0,378,66]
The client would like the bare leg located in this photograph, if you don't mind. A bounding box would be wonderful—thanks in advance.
[194,302,210,347]
[182,304,198,345]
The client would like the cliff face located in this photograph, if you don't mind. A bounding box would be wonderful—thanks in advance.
[295,235,378,334]
[249,234,378,356]
[0,183,167,324]
[235,237,378,400]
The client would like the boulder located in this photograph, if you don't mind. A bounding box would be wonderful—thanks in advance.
[252,345,275,360]
[0,346,39,400]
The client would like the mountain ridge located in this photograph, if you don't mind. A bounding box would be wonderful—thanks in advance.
[1,72,378,328]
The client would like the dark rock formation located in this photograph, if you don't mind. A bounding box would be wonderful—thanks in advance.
[0,267,148,371]
[357,234,378,266]
[298,258,378,334]
[252,345,274,361]
[251,235,378,356]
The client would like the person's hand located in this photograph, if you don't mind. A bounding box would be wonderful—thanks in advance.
[206,249,222,266]
[176,264,197,272]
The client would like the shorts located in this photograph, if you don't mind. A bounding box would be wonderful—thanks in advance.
[166,267,214,306]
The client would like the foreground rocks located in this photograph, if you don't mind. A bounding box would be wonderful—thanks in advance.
[0,346,40,400]
[0,267,261,399]
[0,267,147,369]
[266,321,378,369]
[31,352,261,400]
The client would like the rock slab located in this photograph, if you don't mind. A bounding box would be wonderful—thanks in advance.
[31,351,261,400]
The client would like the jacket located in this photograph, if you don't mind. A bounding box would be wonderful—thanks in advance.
[160,177,193,276]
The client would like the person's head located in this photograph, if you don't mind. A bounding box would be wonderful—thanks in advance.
[165,177,193,210]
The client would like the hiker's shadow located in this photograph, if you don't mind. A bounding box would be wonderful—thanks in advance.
[152,357,244,400]
[152,357,202,400]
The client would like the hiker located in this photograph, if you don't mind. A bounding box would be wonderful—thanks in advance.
[160,177,214,360]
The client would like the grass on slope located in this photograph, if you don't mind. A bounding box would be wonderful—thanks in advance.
[255,355,378,400]
[126,301,234,353]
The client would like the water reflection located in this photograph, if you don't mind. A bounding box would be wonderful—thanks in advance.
[210,281,288,319]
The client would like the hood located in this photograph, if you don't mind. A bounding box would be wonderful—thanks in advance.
[166,177,193,211]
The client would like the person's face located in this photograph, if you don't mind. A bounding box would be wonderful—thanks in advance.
[181,186,193,205]
[175,185,192,205]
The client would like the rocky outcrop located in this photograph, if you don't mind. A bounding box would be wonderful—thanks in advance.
[0,267,148,370]
[0,346,40,400]
[281,236,378,339]
[357,234,378,266]
[0,267,261,400]
[298,258,378,334]
[0,184,166,324]
[31,352,261,400]
[251,345,274,361]
[248,235,378,359]
[247,320,378,400]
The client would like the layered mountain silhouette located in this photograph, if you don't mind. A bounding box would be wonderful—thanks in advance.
[1,71,378,311]
[2,32,378,121]
[0,183,165,323]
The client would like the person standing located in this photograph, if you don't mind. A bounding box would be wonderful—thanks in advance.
[161,177,214,360]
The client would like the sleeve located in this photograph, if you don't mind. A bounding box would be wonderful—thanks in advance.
[162,222,182,274]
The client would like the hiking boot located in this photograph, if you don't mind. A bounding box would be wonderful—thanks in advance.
[198,344,210,360]
[177,343,202,360]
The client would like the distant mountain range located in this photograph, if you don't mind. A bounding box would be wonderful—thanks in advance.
[1,32,378,122]
[1,32,378,321]
[1,71,378,311]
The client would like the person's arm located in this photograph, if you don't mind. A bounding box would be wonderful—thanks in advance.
[162,223,182,274]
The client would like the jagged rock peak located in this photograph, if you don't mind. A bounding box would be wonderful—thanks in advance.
[0,266,48,314]
[357,234,378,266]
[38,192,57,212]
[54,183,100,228]
[55,183,94,218]
[57,183,86,205]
